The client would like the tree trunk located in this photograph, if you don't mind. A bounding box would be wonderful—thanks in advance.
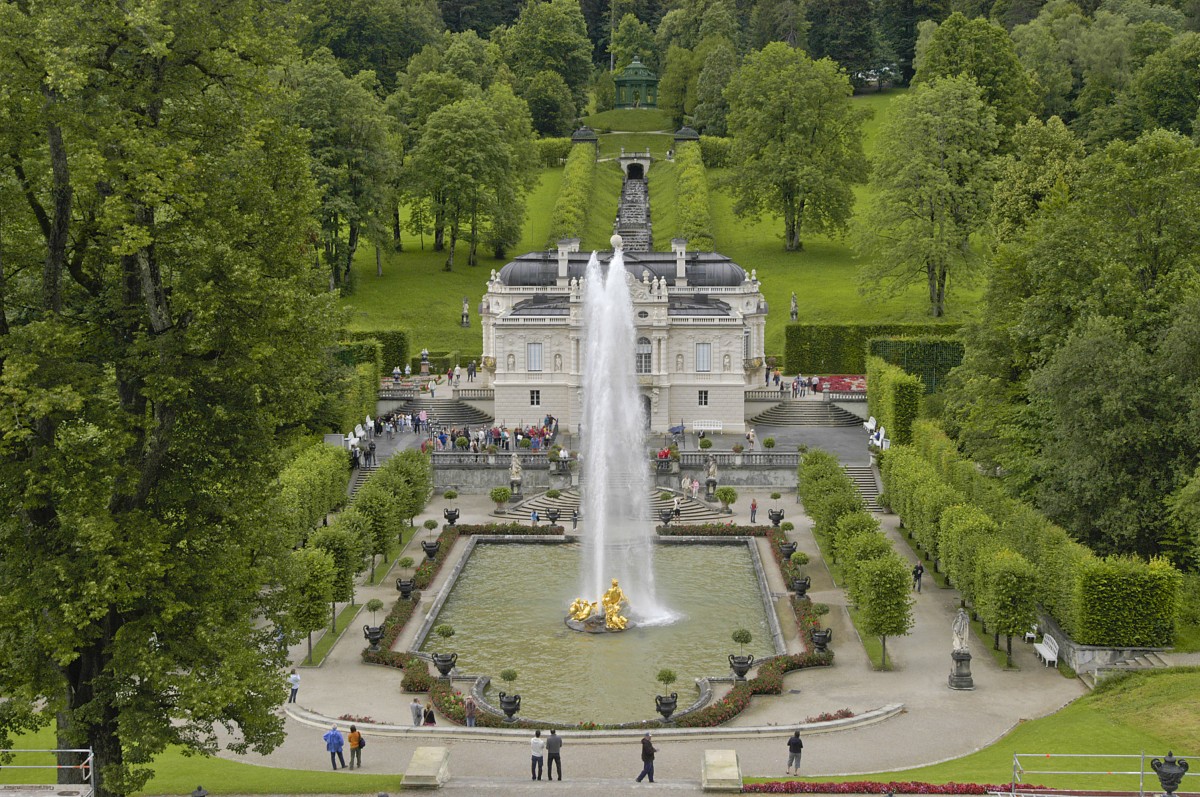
[880,636,888,669]
[43,119,71,313]
[933,262,947,317]
[993,630,1000,651]
[1005,634,1013,667]
[375,244,382,277]
[307,631,314,665]
[445,223,457,271]
[468,201,478,267]
[330,600,337,633]
[392,205,402,251]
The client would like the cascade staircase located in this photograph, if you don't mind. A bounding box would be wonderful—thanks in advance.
[843,465,882,513]
[615,177,652,252]
[750,400,863,427]
[398,397,493,427]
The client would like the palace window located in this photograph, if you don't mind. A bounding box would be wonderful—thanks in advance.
[695,342,712,373]
[530,390,541,406]
[636,337,652,374]
[698,390,709,406]
[527,342,543,372]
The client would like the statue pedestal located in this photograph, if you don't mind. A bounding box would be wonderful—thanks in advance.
[705,478,718,502]
[510,479,522,499]
[420,362,430,376]
[948,649,974,690]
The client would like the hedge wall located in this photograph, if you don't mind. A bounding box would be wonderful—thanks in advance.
[699,135,731,168]
[866,356,922,446]
[675,141,714,250]
[408,350,480,374]
[535,137,572,167]
[879,421,1182,647]
[347,330,409,372]
[337,338,383,372]
[868,337,964,394]
[547,144,595,245]
[278,443,350,544]
[785,323,960,375]
[341,361,379,432]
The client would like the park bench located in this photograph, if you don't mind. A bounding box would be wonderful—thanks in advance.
[693,420,724,435]
[1034,633,1059,668]
[1024,624,1039,643]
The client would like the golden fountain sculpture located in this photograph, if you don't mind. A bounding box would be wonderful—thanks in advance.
[567,578,629,631]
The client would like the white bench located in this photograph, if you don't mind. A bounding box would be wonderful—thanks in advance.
[1024,624,1039,643]
[694,420,724,435]
[864,416,877,433]
[1034,633,1059,667]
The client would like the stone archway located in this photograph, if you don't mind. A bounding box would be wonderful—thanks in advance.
[627,163,644,180]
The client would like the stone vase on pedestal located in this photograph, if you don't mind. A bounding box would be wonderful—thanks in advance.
[949,649,974,690]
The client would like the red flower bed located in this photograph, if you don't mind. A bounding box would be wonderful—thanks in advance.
[818,375,867,392]
[745,781,1041,794]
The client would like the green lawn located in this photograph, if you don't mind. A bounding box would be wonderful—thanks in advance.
[650,160,680,251]
[581,160,624,251]
[582,108,674,132]
[599,131,674,159]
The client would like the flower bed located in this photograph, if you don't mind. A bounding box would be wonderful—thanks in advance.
[447,523,566,536]
[656,523,774,537]
[745,781,1042,794]
[819,375,867,392]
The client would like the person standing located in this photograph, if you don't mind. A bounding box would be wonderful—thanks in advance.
[787,731,803,775]
[545,729,563,781]
[635,732,657,783]
[750,498,758,524]
[323,725,346,770]
[410,697,423,727]
[423,701,436,726]
[572,508,579,530]
[287,669,300,703]
[347,725,362,770]
[530,729,546,781]
[912,562,925,593]
[464,696,478,727]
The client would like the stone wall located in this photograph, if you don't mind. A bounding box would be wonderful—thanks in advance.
[1036,611,1167,674]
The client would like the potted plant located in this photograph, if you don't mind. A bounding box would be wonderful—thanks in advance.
[443,490,458,500]
[497,668,521,721]
[421,519,440,559]
[789,552,811,597]
[490,486,511,514]
[431,624,457,678]
[396,557,416,600]
[455,436,469,449]
[486,443,498,463]
[699,437,713,450]
[714,486,738,515]
[764,437,776,449]
[654,668,679,720]
[545,488,561,499]
[362,598,386,651]
[768,493,786,526]
[443,507,460,526]
[729,629,755,680]
[812,626,833,653]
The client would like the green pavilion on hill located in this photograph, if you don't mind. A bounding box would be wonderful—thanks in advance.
[614,57,659,109]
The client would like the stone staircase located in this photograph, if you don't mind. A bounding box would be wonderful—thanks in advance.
[349,463,378,497]
[844,465,882,513]
[615,177,652,252]
[1078,651,1172,690]
[510,487,726,524]
[398,397,493,427]
[750,401,863,427]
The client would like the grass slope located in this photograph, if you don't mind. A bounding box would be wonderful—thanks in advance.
[582,108,674,132]
[341,88,983,359]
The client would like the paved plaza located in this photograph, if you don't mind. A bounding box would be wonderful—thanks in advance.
[208,414,1100,794]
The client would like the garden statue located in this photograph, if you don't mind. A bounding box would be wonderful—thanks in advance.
[461,296,470,327]
[706,455,718,481]
[790,292,798,321]
[602,578,629,630]
[569,598,596,621]
[510,453,522,483]
[952,608,970,652]
[566,578,630,632]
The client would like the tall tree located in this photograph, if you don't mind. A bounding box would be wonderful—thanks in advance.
[914,12,1038,135]
[989,115,1084,242]
[857,553,915,669]
[287,548,337,665]
[856,76,998,316]
[288,51,396,291]
[877,0,953,83]
[692,39,739,135]
[302,0,444,91]
[725,43,870,251]
[808,0,879,80]
[658,44,701,126]
[501,0,593,111]
[0,1,338,794]
[610,13,657,70]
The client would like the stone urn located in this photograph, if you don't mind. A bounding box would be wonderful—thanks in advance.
[659,508,674,527]
[779,541,797,558]
[396,577,416,600]
[421,539,441,560]
[1152,753,1189,796]
[728,653,755,680]
[812,628,833,653]
[432,652,458,679]
[443,508,460,526]
[791,575,812,598]
[363,624,384,652]
[498,691,521,722]
[546,508,560,525]
[768,508,785,527]
[655,692,678,721]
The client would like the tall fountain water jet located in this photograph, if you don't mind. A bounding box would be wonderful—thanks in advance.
[577,246,672,625]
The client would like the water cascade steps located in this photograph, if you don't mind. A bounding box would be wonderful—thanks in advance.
[509,488,727,524]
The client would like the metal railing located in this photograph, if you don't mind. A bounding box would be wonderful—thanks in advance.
[0,748,95,797]
[1006,752,1197,797]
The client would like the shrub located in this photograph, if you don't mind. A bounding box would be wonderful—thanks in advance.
[535,137,572,166]
[732,443,745,453]
[656,668,678,688]
[443,490,458,499]
[547,144,595,243]
[490,487,512,505]
[699,437,713,449]
[785,323,959,375]
[698,135,732,167]
[674,141,714,249]
[715,486,739,508]
[346,330,409,373]
[866,356,923,446]
[868,336,965,395]
[764,438,777,449]
[545,489,561,499]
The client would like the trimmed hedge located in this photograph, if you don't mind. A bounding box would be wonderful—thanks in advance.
[698,135,731,168]
[535,137,572,167]
[341,361,379,432]
[866,356,922,446]
[547,144,595,244]
[278,443,350,544]
[785,323,960,375]
[337,338,384,372]
[348,330,408,372]
[880,421,1182,647]
[674,141,714,250]
[868,336,964,395]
